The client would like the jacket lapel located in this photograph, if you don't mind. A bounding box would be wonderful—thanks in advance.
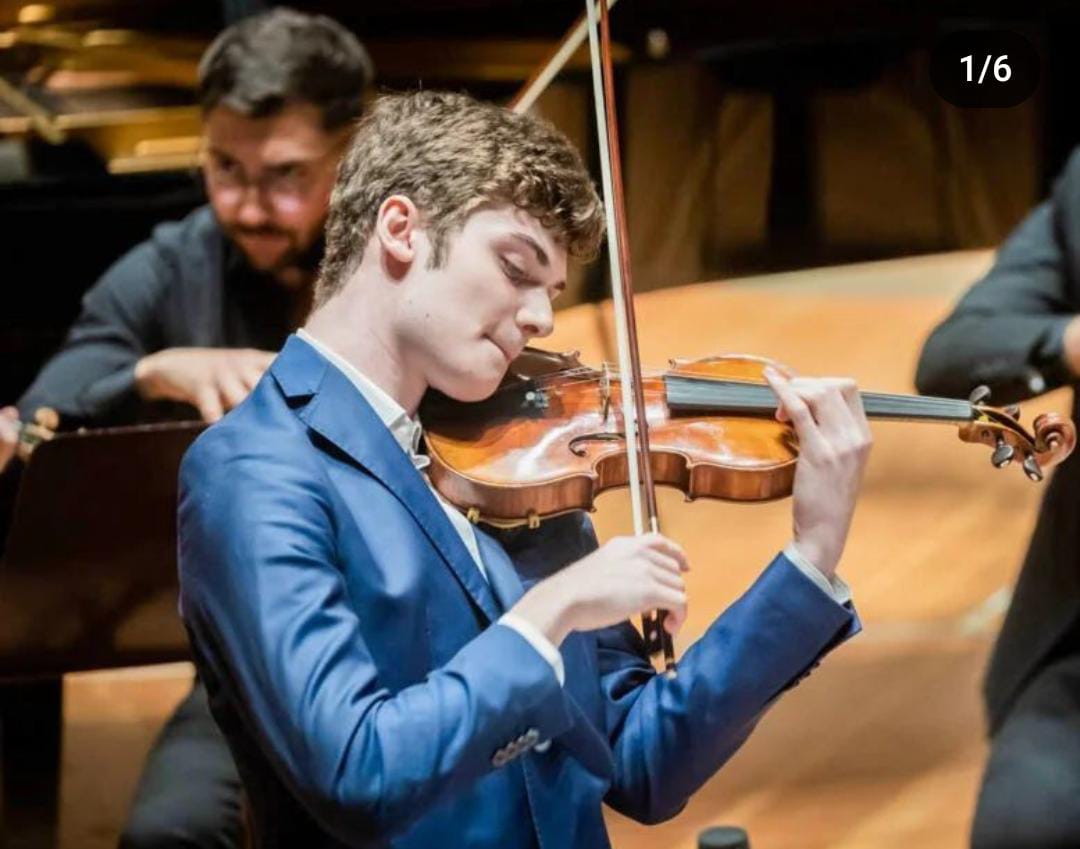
[270,335,502,623]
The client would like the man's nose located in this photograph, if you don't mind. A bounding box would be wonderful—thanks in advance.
[237,186,270,228]
[518,290,554,339]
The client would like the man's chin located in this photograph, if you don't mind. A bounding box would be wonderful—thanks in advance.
[231,233,296,272]
[239,247,293,273]
[432,370,505,404]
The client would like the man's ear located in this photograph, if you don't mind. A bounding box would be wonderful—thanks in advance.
[375,195,420,271]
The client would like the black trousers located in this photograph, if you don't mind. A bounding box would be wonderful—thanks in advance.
[972,652,1080,849]
[119,680,243,849]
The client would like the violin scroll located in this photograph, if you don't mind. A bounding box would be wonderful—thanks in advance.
[1031,412,1076,468]
[958,390,1076,482]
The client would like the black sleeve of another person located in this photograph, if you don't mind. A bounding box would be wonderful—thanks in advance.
[16,239,175,427]
[915,150,1080,404]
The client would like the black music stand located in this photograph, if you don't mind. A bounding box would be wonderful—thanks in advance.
[0,421,204,848]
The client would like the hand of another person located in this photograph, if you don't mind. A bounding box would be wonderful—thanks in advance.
[1062,315,1080,378]
[134,348,276,423]
[0,406,18,474]
[511,532,689,647]
[764,367,873,579]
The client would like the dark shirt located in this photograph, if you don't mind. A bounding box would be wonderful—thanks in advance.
[17,205,305,426]
[916,147,1080,731]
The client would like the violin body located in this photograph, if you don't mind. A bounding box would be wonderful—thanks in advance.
[423,351,801,528]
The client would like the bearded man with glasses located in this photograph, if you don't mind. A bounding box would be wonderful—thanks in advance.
[0,9,373,848]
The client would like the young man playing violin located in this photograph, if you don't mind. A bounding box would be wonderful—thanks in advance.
[179,89,873,849]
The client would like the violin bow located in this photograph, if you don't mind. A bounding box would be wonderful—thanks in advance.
[507,0,621,114]
[510,2,677,673]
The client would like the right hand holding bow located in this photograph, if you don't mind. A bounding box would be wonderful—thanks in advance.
[511,532,689,647]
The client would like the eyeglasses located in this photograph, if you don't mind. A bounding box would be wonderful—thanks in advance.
[201,148,339,208]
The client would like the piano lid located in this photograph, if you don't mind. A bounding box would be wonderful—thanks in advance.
[0,0,630,176]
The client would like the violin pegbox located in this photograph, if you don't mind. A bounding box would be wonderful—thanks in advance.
[957,386,1076,481]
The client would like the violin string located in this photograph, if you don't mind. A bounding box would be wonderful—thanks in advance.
[664,379,973,420]
[509,366,933,407]
[519,374,969,419]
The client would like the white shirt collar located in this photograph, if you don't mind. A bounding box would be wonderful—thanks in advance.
[296,328,426,465]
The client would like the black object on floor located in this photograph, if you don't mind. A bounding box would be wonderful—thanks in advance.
[698,825,751,849]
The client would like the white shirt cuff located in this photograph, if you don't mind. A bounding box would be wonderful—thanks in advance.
[783,542,852,606]
[498,612,565,687]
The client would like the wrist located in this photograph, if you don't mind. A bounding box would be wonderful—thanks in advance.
[510,577,575,647]
[790,537,839,579]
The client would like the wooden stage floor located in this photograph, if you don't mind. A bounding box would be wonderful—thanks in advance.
[56,250,1066,848]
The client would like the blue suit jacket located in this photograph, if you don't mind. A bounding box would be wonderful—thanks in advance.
[178,335,860,848]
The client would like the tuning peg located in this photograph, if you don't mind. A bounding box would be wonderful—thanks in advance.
[969,385,991,405]
[1023,453,1044,482]
[991,436,1015,468]
[1005,404,1021,420]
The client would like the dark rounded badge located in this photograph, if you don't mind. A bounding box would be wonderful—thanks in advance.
[931,30,1040,108]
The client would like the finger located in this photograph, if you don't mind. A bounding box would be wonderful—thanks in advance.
[646,586,686,620]
[194,388,224,423]
[648,558,687,591]
[768,363,798,423]
[837,379,872,440]
[793,378,858,437]
[245,349,277,369]
[644,550,681,574]
[764,367,823,447]
[798,379,873,460]
[642,533,690,571]
[660,596,688,635]
[769,361,798,380]
[218,374,249,411]
[0,407,18,435]
[239,352,274,391]
[240,365,265,391]
[0,417,17,445]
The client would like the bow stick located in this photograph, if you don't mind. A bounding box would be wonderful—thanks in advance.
[509,1,676,673]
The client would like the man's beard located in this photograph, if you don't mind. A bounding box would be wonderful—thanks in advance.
[231,226,324,277]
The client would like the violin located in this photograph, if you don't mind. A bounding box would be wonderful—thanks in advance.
[422,348,1077,529]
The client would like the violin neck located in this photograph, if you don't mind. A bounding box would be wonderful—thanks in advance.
[664,376,974,424]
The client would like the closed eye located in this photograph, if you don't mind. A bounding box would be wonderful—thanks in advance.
[500,253,562,301]
[500,256,532,285]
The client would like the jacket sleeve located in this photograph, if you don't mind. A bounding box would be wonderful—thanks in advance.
[16,239,173,425]
[915,151,1080,403]
[598,553,859,824]
[177,427,573,845]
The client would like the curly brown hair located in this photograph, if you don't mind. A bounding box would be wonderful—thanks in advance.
[314,90,604,307]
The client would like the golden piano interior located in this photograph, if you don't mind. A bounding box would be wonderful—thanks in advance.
[0,1,1075,847]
